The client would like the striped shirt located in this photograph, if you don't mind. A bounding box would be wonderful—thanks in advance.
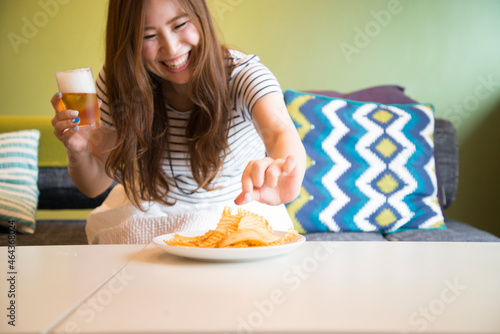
[95,50,282,205]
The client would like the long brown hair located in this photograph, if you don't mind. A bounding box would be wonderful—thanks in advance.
[104,0,233,209]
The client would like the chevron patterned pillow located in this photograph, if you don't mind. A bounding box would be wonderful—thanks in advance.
[284,90,445,234]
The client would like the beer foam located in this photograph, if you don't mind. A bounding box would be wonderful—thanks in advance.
[56,67,96,93]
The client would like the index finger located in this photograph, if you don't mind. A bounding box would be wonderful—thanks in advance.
[241,160,256,196]
[50,92,65,113]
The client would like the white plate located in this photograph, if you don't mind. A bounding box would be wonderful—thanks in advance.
[152,230,306,262]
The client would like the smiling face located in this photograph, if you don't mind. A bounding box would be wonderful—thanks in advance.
[141,0,200,86]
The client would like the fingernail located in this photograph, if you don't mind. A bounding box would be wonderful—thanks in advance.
[244,192,252,204]
[282,171,288,176]
[70,110,79,117]
[72,117,80,123]
[72,125,79,131]
[56,92,62,97]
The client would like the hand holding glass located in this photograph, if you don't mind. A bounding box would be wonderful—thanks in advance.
[55,67,100,128]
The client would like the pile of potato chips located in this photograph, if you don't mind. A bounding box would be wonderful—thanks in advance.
[165,207,299,248]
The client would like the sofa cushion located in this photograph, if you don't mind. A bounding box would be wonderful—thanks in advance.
[433,119,458,209]
[284,89,445,234]
[305,231,387,242]
[0,130,40,234]
[37,167,114,210]
[384,219,500,242]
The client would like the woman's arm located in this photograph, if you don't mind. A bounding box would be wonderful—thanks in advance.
[50,93,115,198]
[67,127,116,198]
[234,91,306,205]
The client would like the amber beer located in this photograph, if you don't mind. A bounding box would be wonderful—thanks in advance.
[55,67,100,128]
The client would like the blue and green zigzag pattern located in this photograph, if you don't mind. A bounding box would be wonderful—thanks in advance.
[284,90,445,234]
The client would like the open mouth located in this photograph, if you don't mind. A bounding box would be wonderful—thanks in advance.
[161,52,191,73]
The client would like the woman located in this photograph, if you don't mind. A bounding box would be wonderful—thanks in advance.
[51,0,305,244]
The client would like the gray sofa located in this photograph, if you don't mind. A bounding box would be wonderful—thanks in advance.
[1,86,499,245]
[1,117,498,246]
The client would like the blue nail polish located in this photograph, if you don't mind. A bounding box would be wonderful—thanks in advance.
[56,92,62,97]
[73,125,79,131]
[72,117,80,123]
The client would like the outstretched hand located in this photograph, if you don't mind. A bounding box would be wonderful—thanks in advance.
[234,155,301,206]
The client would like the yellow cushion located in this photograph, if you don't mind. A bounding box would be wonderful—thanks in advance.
[0,116,67,167]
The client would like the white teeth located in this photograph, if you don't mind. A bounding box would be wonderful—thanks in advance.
[163,53,189,69]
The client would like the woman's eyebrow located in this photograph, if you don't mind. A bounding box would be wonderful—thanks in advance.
[144,13,189,30]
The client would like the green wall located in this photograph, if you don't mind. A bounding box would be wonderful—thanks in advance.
[1,0,499,236]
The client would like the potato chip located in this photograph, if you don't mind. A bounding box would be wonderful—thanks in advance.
[164,206,299,248]
[237,214,272,232]
[198,211,240,247]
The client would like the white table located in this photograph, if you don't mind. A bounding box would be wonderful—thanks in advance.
[0,244,145,334]
[2,242,500,333]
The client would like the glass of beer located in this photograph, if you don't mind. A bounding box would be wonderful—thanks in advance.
[55,67,100,128]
